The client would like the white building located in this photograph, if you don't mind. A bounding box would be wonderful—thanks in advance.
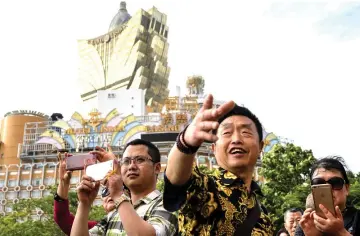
[96,89,145,116]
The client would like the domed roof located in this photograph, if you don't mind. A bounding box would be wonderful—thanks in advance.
[109,1,131,32]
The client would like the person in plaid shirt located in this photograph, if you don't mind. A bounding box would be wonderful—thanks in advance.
[71,139,178,236]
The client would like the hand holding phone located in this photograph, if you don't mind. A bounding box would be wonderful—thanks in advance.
[311,184,335,218]
[86,160,115,181]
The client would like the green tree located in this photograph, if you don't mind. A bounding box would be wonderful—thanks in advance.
[260,143,316,230]
[346,171,360,208]
[0,185,106,236]
[156,178,165,192]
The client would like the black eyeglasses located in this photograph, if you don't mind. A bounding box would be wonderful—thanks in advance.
[120,156,154,166]
[311,177,345,190]
[101,187,110,198]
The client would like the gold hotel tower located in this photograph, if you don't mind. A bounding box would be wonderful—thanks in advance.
[78,1,170,111]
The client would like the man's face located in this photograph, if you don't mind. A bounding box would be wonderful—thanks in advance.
[284,211,302,236]
[212,115,263,172]
[312,168,349,210]
[120,145,160,190]
[102,195,116,213]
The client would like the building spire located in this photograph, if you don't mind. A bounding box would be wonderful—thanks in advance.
[120,1,127,11]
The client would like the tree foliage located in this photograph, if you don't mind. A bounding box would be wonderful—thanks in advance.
[0,185,105,236]
[346,172,360,208]
[156,178,165,192]
[260,143,317,230]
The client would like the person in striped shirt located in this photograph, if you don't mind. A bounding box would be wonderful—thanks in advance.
[71,139,178,236]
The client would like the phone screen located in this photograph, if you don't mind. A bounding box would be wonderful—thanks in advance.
[311,184,335,217]
[86,160,114,181]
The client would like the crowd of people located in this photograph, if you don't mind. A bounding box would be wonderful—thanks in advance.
[52,94,360,235]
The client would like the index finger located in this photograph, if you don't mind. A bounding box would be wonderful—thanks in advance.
[60,159,66,168]
[95,146,106,152]
[302,211,311,219]
[319,204,335,220]
[200,94,214,112]
[82,175,95,182]
[107,144,113,153]
[90,150,104,160]
[215,100,235,119]
[304,208,314,214]
[313,212,327,225]
[57,152,62,162]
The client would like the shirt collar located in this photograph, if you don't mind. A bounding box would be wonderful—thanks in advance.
[133,189,161,206]
[215,167,264,197]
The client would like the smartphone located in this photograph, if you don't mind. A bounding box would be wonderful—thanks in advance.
[311,184,335,218]
[86,160,114,181]
[66,153,97,171]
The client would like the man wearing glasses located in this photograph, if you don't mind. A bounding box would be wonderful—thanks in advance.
[71,139,178,236]
[298,156,360,235]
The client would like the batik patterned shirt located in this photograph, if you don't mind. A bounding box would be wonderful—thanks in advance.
[163,166,274,235]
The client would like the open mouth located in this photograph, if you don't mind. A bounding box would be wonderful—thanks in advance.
[229,147,247,155]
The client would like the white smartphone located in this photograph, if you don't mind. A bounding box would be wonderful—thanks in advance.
[86,160,114,181]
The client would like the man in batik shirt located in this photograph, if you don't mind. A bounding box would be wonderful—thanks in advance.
[163,94,274,235]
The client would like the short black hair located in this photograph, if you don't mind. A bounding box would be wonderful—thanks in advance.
[212,104,263,142]
[276,228,289,236]
[310,155,349,184]
[124,139,161,163]
[284,208,303,221]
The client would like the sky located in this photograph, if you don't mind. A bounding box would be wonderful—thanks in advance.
[0,1,359,171]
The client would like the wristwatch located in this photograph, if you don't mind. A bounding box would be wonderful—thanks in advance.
[54,192,66,202]
[114,194,131,209]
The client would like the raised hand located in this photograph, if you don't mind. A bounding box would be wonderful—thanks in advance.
[77,175,100,206]
[313,205,348,234]
[56,152,73,199]
[184,94,235,147]
[299,208,321,236]
[107,168,124,200]
[90,144,116,162]
[58,152,72,185]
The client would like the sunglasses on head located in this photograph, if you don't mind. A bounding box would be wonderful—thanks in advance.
[311,177,345,190]
[101,187,110,198]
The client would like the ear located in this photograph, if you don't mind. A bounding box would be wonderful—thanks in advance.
[154,162,161,175]
[345,184,350,196]
[259,141,264,154]
[211,143,216,153]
